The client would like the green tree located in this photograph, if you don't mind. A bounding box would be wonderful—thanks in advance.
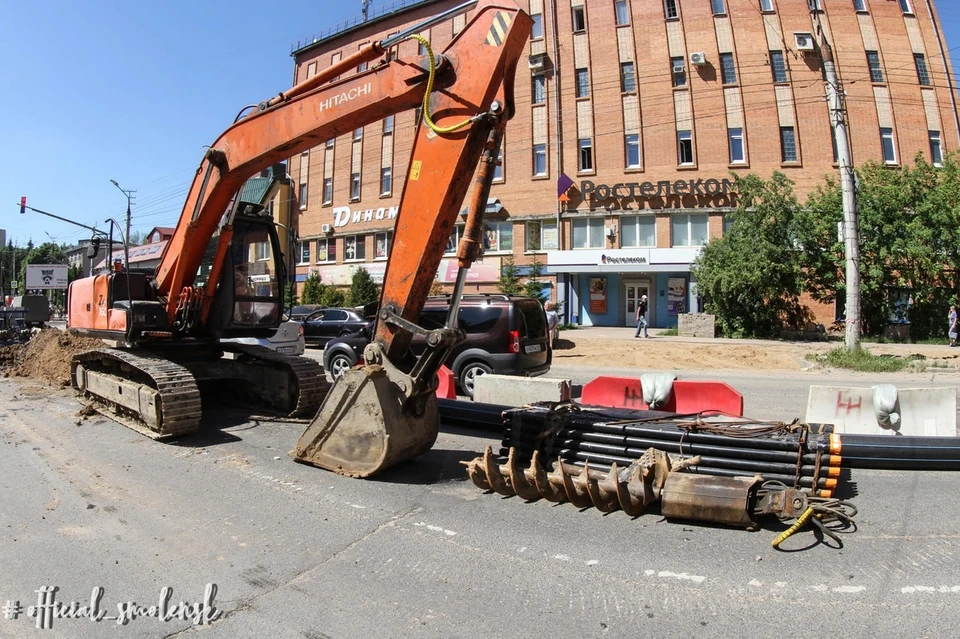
[347,267,379,307]
[497,255,522,295]
[319,286,346,308]
[283,282,299,312]
[692,172,809,338]
[522,255,548,302]
[300,272,325,305]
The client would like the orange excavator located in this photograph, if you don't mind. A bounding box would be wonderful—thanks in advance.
[67,0,532,477]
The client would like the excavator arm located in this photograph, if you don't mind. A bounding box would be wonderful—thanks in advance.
[156,1,526,332]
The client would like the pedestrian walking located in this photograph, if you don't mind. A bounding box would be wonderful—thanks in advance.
[544,301,560,347]
[634,295,649,338]
[949,305,957,347]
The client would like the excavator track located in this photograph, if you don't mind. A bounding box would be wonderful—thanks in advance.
[71,348,202,439]
[219,343,327,418]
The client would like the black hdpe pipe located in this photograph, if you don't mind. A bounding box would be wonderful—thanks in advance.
[503,428,830,466]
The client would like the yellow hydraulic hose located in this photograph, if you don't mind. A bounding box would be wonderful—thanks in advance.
[771,507,815,548]
[409,34,475,134]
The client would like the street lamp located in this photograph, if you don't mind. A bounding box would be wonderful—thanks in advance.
[110,179,135,275]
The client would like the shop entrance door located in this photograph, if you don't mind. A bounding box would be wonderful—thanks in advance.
[624,281,651,327]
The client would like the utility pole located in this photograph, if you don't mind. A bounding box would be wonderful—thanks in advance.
[821,39,860,351]
[110,180,136,272]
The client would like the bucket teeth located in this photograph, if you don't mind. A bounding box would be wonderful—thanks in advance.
[462,446,689,516]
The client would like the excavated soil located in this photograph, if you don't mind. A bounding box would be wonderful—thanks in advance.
[0,329,104,387]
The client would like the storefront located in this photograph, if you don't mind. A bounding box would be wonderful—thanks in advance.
[547,248,701,328]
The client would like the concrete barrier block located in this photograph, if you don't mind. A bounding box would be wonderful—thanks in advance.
[805,385,957,436]
[473,374,571,406]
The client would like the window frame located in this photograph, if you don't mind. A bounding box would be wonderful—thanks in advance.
[866,51,884,83]
[578,137,594,173]
[620,215,656,248]
[575,67,590,98]
[572,218,605,249]
[880,127,897,165]
[299,182,308,208]
[316,237,336,263]
[533,143,547,177]
[298,240,311,265]
[374,231,392,260]
[350,172,361,200]
[380,167,392,196]
[525,220,559,252]
[759,0,774,10]
[914,53,931,86]
[352,127,363,141]
[930,130,943,166]
[614,0,630,26]
[344,235,365,261]
[899,0,912,14]
[780,126,798,163]
[711,0,726,15]
[728,127,745,164]
[853,0,867,12]
[620,62,636,92]
[663,0,678,20]
[531,13,544,39]
[671,56,687,87]
[719,53,736,85]
[677,130,694,166]
[322,177,333,205]
[671,213,709,248]
[770,50,788,83]
[482,221,514,254]
[624,133,641,169]
[532,73,546,104]
[383,115,394,134]
[571,6,586,32]
[493,145,504,182]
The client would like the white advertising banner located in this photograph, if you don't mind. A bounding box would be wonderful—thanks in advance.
[26,264,68,289]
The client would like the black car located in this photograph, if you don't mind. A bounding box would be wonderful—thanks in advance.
[322,295,551,397]
[301,307,368,347]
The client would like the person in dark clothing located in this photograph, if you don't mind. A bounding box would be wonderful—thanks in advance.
[634,295,648,338]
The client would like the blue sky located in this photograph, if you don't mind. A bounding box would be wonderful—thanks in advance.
[1,0,959,248]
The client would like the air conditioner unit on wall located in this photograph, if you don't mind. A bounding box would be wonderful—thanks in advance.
[689,52,708,66]
[528,53,547,71]
[321,224,332,234]
[794,32,816,52]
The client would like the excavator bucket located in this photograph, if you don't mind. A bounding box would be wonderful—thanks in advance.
[292,364,438,477]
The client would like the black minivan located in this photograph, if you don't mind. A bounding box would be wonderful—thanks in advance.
[322,294,552,397]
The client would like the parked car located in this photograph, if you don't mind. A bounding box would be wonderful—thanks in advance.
[222,315,305,355]
[322,295,551,397]
[301,307,368,347]
[288,304,324,322]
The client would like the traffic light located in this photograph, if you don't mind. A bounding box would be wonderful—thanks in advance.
[20,196,26,214]
[86,237,101,259]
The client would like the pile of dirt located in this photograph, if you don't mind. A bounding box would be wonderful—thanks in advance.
[1,329,104,387]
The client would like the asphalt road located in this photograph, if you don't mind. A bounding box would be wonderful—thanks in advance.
[2,368,960,638]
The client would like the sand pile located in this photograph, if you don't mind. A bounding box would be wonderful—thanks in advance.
[0,329,104,387]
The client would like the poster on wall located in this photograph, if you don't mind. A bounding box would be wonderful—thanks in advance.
[589,277,607,314]
[667,277,686,315]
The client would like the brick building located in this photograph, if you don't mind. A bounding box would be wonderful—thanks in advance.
[289,0,958,327]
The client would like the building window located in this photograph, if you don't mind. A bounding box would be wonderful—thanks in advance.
[572,6,586,32]
[445,226,462,255]
[780,126,798,162]
[866,51,884,83]
[380,167,392,195]
[899,0,912,14]
[532,74,546,104]
[357,60,368,73]
[719,53,736,84]
[306,62,317,79]
[493,145,504,182]
[663,0,678,19]
[483,222,513,253]
[728,128,745,164]
[760,0,774,10]
[383,115,394,134]
[712,0,726,15]
[671,214,709,247]
[914,54,931,85]
[671,57,686,87]
[614,0,629,25]
[525,220,559,251]
[326,138,335,149]
[572,218,605,249]
[625,134,641,168]
[414,106,422,126]
[345,235,365,261]
[323,177,333,205]
[374,232,392,259]
[299,183,308,208]
[853,0,867,11]
[575,68,590,98]
[255,241,271,261]
[723,214,734,235]
[353,128,363,141]
[533,143,547,176]
[316,238,335,263]
[930,130,943,166]
[531,13,544,39]
[620,62,636,92]
[770,50,787,83]
[299,240,310,264]
[807,0,822,11]
[677,130,694,165]
[880,127,897,164]
[620,215,656,248]
[350,172,361,200]
[578,138,593,172]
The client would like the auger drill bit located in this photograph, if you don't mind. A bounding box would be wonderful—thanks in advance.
[461,446,701,516]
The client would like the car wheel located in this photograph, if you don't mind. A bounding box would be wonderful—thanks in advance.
[328,352,354,380]
[459,361,492,399]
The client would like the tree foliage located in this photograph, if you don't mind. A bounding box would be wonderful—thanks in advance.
[347,267,379,308]
[497,256,522,295]
[300,272,325,305]
[522,256,549,303]
[692,172,809,338]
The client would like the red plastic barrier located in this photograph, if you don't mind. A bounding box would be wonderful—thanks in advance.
[435,365,457,399]
[580,376,743,416]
